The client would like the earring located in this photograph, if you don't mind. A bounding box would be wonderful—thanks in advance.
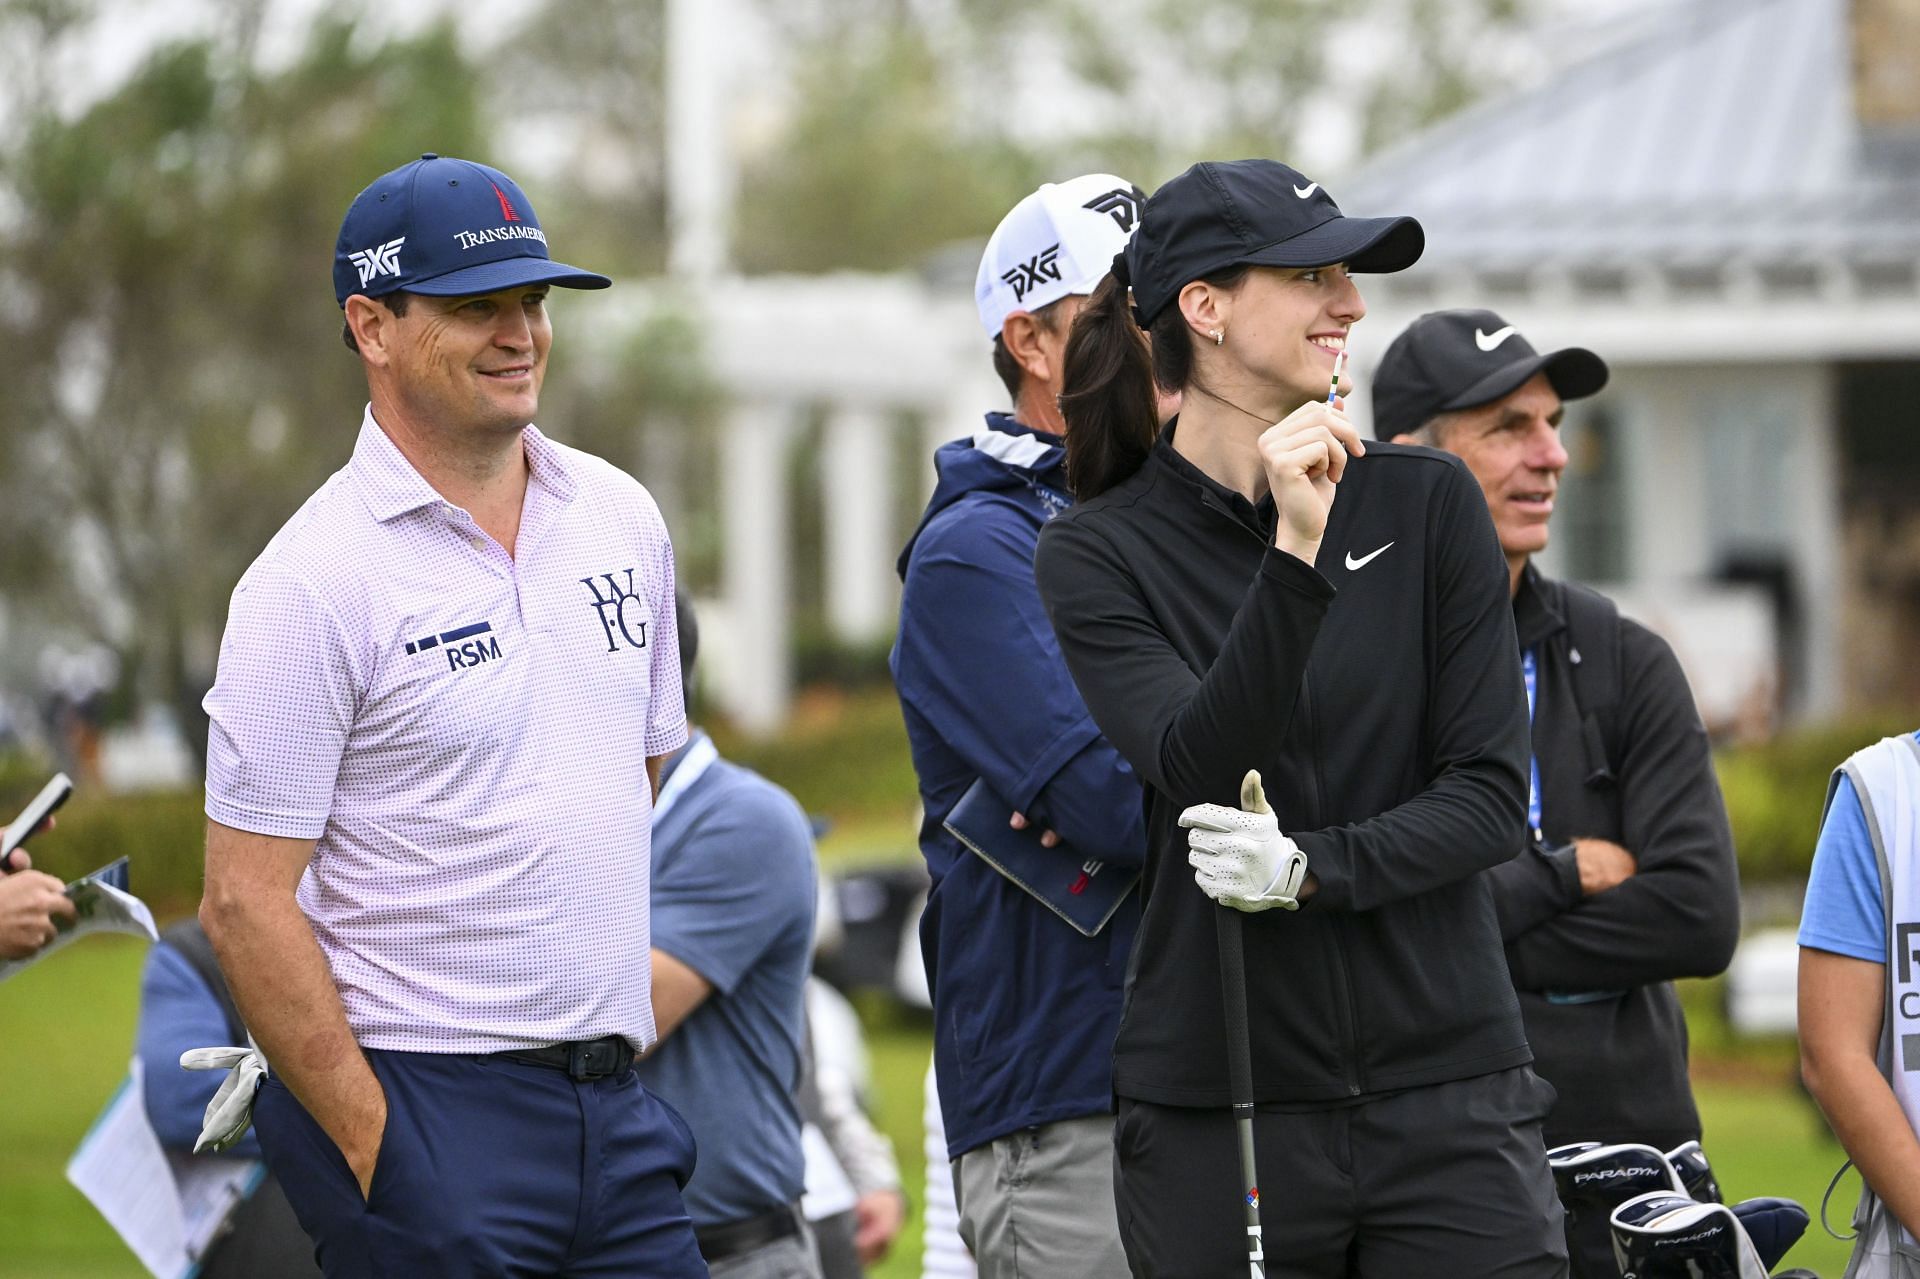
[1209,328,1224,346]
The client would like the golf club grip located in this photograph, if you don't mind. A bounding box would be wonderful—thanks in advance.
[1216,906,1254,1106]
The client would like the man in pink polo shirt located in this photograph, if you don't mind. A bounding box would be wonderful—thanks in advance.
[199,155,705,1277]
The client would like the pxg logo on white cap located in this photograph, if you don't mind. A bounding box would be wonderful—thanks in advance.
[975,174,1146,340]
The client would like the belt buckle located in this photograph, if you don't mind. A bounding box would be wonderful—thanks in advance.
[567,1037,627,1081]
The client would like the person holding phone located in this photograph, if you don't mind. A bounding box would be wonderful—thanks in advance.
[0,799,73,960]
[1033,159,1566,1277]
[0,844,74,959]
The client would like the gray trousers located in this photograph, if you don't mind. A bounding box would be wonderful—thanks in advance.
[953,1113,1130,1278]
[706,1218,824,1279]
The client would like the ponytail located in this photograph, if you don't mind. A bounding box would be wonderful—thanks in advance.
[1061,264,1253,500]
[1060,273,1158,500]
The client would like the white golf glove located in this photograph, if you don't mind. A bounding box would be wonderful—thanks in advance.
[181,1044,267,1154]
[1179,770,1308,913]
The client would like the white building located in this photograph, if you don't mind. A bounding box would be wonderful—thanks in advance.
[1339,0,1920,725]
[658,0,1920,733]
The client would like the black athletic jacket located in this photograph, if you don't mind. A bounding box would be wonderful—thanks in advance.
[1033,429,1533,1107]
[1486,565,1740,1147]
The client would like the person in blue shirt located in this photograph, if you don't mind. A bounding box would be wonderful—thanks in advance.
[1799,729,1920,1261]
[636,591,822,1278]
[135,919,321,1277]
[890,174,1149,1278]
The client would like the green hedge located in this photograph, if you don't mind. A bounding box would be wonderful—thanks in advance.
[1716,713,1919,883]
[5,784,206,922]
[706,685,918,823]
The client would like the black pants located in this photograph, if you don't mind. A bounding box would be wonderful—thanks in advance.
[1113,1067,1569,1279]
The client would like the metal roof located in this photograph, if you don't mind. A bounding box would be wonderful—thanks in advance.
[1339,0,1920,275]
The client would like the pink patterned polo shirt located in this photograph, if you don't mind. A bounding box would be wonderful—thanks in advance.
[204,406,686,1054]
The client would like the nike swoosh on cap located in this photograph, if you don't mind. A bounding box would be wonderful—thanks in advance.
[1293,182,1319,199]
[1345,542,1394,571]
[1475,326,1517,351]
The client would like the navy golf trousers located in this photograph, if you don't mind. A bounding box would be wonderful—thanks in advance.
[254,1047,707,1278]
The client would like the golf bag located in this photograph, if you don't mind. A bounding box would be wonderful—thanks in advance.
[1609,1191,1814,1279]
[1550,1143,1690,1279]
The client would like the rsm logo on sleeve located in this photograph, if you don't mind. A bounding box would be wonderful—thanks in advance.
[580,569,651,654]
[405,621,503,672]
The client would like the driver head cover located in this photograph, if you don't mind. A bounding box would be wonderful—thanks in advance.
[1664,1140,1722,1203]
[1728,1197,1809,1272]
[1550,1142,1687,1220]
[1609,1192,1769,1279]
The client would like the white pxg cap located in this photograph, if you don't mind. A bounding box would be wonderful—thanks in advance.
[975,173,1146,340]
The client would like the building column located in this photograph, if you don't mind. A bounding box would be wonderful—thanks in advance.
[714,399,797,735]
[819,403,897,644]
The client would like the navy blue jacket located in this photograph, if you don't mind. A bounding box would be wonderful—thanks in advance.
[892,414,1146,1159]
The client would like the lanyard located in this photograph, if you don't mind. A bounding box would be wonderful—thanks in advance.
[1525,647,1624,1005]
[654,734,718,824]
[1522,648,1543,842]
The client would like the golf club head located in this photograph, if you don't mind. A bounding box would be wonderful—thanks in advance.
[1728,1197,1809,1272]
[1551,1143,1690,1279]
[1609,1191,1769,1279]
[1665,1140,1723,1203]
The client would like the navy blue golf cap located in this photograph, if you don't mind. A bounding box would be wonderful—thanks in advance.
[1118,159,1423,328]
[333,154,611,306]
[1372,308,1610,441]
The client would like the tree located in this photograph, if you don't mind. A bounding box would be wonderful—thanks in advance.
[729,0,1538,271]
[0,2,486,760]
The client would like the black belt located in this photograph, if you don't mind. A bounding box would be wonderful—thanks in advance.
[491,1035,634,1081]
[695,1204,802,1263]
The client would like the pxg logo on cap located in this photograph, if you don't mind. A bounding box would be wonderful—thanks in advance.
[333,154,611,307]
[975,173,1146,340]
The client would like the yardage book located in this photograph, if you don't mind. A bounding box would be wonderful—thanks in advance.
[942,778,1137,937]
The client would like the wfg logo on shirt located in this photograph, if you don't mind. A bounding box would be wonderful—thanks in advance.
[581,570,651,653]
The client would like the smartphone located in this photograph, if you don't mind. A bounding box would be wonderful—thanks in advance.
[1,773,74,868]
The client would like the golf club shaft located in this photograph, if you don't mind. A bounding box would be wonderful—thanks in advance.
[1216,906,1265,1277]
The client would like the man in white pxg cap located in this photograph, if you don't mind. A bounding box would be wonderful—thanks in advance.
[890,175,1150,1277]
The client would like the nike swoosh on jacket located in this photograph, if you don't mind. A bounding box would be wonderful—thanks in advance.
[1035,431,1532,1107]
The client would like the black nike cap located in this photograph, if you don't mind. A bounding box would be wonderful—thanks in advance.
[1117,159,1424,328]
[1372,308,1610,441]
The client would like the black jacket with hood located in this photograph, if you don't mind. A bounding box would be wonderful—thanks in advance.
[1034,430,1533,1107]
[1485,564,1740,1147]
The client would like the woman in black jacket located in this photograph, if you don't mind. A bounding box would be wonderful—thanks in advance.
[1033,159,1568,1277]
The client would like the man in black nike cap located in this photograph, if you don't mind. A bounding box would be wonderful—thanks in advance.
[1379,310,1741,1276]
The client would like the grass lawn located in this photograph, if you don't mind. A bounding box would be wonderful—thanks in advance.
[0,937,1857,1279]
